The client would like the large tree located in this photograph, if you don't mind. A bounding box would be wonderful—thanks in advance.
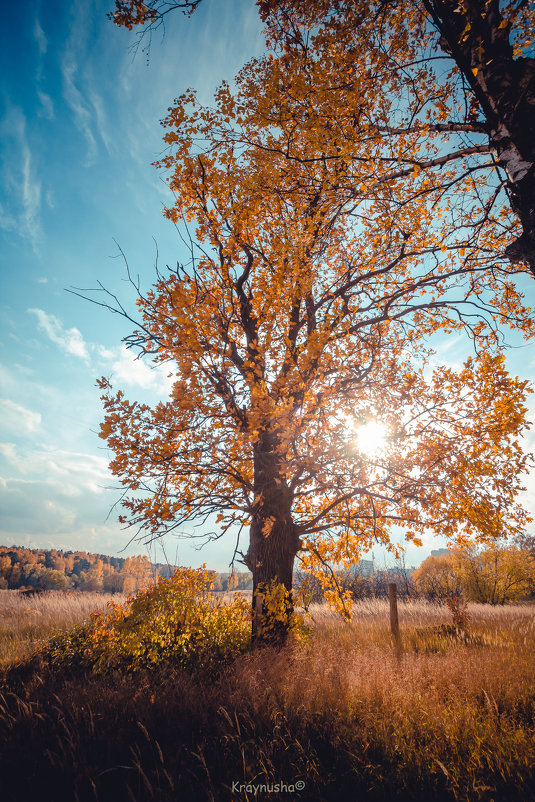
[100,0,534,643]
[90,76,532,643]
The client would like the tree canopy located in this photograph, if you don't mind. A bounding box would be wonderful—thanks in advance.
[110,0,535,277]
[259,0,535,274]
[99,0,535,642]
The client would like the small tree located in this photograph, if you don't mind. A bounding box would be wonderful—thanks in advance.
[413,553,464,601]
[41,569,72,591]
[458,545,535,604]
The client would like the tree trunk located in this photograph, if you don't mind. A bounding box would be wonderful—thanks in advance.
[246,516,300,646]
[244,439,301,646]
[424,0,535,278]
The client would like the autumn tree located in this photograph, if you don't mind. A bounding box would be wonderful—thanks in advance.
[457,543,535,603]
[98,0,535,644]
[413,552,464,600]
[89,85,533,644]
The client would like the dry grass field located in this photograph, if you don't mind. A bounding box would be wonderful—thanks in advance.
[0,589,127,667]
[0,592,533,801]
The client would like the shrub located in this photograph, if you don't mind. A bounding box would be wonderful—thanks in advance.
[444,595,471,630]
[42,566,250,674]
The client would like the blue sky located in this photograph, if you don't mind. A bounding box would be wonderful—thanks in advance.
[0,0,265,569]
[0,0,534,571]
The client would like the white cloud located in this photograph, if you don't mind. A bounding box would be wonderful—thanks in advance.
[97,345,115,360]
[0,441,109,494]
[33,19,47,56]
[0,400,41,434]
[61,52,97,163]
[0,443,18,463]
[108,345,174,393]
[37,89,54,120]
[28,308,90,361]
[0,440,134,553]
[22,308,172,390]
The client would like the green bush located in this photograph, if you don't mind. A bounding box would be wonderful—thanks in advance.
[42,566,250,674]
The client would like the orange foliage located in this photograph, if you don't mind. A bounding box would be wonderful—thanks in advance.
[102,0,534,637]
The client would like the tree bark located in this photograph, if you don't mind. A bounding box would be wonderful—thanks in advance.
[424,0,535,277]
[244,438,301,646]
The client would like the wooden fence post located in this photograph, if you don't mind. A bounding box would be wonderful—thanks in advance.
[389,582,402,655]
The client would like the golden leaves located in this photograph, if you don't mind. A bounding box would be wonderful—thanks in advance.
[99,0,534,604]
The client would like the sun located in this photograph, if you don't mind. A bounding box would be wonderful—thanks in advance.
[354,420,388,456]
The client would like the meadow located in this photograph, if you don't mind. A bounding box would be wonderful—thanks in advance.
[0,589,127,667]
[0,590,534,801]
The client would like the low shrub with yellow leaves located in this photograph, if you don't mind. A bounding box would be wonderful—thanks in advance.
[255,580,312,644]
[42,566,250,674]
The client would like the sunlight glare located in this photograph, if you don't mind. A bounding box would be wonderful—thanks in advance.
[355,420,388,456]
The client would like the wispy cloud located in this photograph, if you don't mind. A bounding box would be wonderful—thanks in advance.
[0,400,41,434]
[0,202,17,233]
[33,17,50,94]
[37,89,54,119]
[61,51,97,164]
[89,88,113,154]
[33,19,47,56]
[21,142,42,249]
[60,0,104,164]
[28,308,90,361]
[0,108,42,252]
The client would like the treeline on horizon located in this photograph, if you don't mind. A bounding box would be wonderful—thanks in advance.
[0,546,253,593]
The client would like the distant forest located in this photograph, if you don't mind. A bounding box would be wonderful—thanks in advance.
[0,546,253,593]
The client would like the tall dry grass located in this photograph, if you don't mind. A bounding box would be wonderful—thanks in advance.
[0,589,126,667]
[0,595,533,801]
